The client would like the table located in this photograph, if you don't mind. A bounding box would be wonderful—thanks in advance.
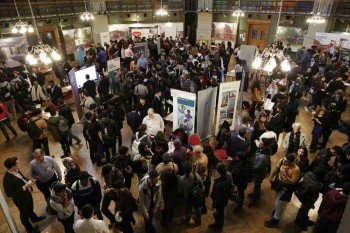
[62,85,72,93]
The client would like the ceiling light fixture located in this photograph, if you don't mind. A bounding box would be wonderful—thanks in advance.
[156,0,168,16]
[306,0,326,24]
[232,0,244,17]
[11,0,34,35]
[80,0,94,21]
[26,0,61,65]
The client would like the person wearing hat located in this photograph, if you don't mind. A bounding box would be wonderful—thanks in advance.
[265,153,300,228]
[49,182,75,233]
[113,181,136,233]
[101,164,124,229]
[152,89,165,117]
[208,163,232,230]
[156,153,178,227]
[71,171,103,220]
[138,170,162,233]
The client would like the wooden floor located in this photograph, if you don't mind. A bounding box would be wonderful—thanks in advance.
[0,85,349,233]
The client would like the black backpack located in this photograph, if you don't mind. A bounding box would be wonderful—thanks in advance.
[27,119,42,138]
[17,114,30,132]
[101,120,116,145]
[161,163,177,185]
[189,173,203,208]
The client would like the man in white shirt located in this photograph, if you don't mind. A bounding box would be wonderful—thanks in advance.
[142,108,164,137]
[73,204,109,233]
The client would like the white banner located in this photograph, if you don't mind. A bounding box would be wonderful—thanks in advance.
[197,87,217,139]
[171,89,197,135]
[215,81,241,135]
[107,57,121,71]
[100,31,110,46]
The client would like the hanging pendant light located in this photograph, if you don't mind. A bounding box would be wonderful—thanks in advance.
[80,0,94,21]
[306,0,326,24]
[11,0,34,35]
[156,0,168,16]
[26,0,61,65]
[232,0,244,17]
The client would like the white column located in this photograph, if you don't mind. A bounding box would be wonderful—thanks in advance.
[196,12,213,45]
[90,15,109,44]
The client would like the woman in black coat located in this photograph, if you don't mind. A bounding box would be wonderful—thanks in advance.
[268,103,287,141]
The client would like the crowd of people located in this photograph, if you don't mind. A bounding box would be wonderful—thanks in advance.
[0,34,350,233]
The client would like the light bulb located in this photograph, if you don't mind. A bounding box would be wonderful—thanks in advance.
[26,54,33,62]
[80,15,85,20]
[19,27,26,34]
[90,15,94,20]
[241,12,244,17]
[39,52,46,61]
[28,26,34,33]
[12,27,18,33]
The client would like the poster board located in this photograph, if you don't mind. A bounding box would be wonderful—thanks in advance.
[68,68,84,121]
[211,22,237,45]
[215,81,240,135]
[62,27,92,55]
[197,87,218,139]
[276,26,307,52]
[75,65,98,88]
[314,32,350,62]
[171,89,197,135]
[133,42,149,59]
[100,32,110,46]
[0,36,28,68]
[107,57,121,72]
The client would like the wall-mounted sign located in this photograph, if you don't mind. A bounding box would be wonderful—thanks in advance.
[132,31,142,37]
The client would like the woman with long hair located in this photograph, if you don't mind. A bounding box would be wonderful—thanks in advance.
[305,74,326,113]
[309,107,327,153]
[294,146,310,176]
[250,79,261,118]
[251,112,268,156]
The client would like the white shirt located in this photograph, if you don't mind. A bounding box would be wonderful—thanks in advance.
[142,113,164,136]
[73,218,109,233]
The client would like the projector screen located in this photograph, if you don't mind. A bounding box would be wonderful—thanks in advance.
[75,66,98,88]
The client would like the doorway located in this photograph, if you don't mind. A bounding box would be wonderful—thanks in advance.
[246,19,270,50]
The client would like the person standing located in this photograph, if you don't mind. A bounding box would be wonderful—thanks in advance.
[73,204,109,233]
[113,181,137,233]
[47,109,71,158]
[82,74,97,99]
[248,138,269,207]
[208,163,232,230]
[3,156,44,233]
[137,52,148,70]
[29,108,50,156]
[265,153,300,228]
[142,108,164,137]
[29,148,62,200]
[48,80,63,106]
[29,67,47,96]
[112,146,133,189]
[124,44,134,71]
[57,98,81,145]
[71,171,103,220]
[193,145,209,214]
[30,80,47,106]
[127,105,141,140]
[49,182,75,233]
[152,89,165,117]
[0,100,17,142]
[138,170,162,233]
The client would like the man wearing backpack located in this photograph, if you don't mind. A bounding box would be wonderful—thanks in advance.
[47,109,71,158]
[71,171,103,220]
[49,182,75,233]
[0,100,17,142]
[178,162,203,226]
[209,163,232,230]
[29,108,50,156]
[99,110,118,162]
[57,98,81,145]
[138,170,162,233]
[182,73,197,93]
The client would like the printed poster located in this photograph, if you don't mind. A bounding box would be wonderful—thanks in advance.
[211,22,237,45]
[171,89,196,135]
[197,87,218,139]
[215,81,240,135]
[276,26,307,52]
[314,32,350,62]
[0,36,28,68]
[107,57,121,71]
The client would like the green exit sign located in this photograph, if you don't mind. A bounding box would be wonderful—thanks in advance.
[36,23,44,28]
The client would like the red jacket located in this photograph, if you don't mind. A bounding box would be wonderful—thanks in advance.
[0,103,8,121]
[319,189,348,224]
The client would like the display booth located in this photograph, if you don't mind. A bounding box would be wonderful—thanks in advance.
[197,87,218,139]
[171,89,197,135]
[314,32,350,62]
[215,81,241,135]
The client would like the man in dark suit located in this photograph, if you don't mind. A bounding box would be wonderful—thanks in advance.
[152,89,165,117]
[29,67,47,96]
[3,157,44,233]
[82,74,96,99]
[48,80,63,105]
[226,128,248,163]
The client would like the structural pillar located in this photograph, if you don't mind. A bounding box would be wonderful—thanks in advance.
[90,15,109,44]
[196,12,213,46]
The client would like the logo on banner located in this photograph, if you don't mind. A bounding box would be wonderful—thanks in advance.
[132,31,142,37]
